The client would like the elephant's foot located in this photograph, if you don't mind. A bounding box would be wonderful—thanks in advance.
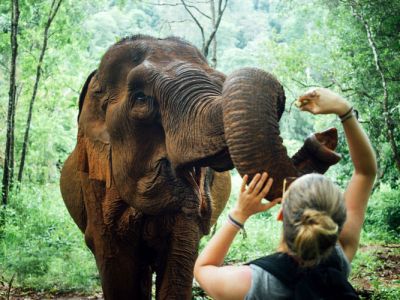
[98,251,152,300]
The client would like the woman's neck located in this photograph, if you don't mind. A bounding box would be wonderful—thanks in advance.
[277,236,305,265]
[277,236,290,253]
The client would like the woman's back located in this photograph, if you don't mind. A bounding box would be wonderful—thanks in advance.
[245,244,350,300]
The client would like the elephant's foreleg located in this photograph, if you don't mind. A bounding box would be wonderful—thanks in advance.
[156,214,200,300]
[94,245,152,300]
[85,218,152,299]
[81,175,152,300]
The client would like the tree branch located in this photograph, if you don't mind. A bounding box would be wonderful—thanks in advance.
[330,76,374,100]
[146,1,211,18]
[181,0,206,50]
[159,19,192,33]
[290,77,334,89]
[203,0,227,57]
[49,0,62,24]
[185,0,210,3]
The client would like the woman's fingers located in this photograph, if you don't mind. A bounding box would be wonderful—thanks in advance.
[240,175,248,192]
[295,97,311,108]
[259,177,273,198]
[247,173,261,193]
[252,172,268,194]
[237,172,278,216]
[259,197,281,212]
[300,103,316,114]
[296,89,321,112]
[299,89,319,100]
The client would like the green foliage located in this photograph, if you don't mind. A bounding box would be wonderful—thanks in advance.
[364,186,400,242]
[200,173,283,263]
[0,183,99,292]
[370,288,400,300]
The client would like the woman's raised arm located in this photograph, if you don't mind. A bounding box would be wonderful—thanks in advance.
[297,88,377,261]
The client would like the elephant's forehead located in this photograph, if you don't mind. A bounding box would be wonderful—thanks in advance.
[146,41,206,65]
[98,39,207,84]
[98,43,146,84]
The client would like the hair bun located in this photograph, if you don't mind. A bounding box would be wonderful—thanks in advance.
[282,174,346,267]
[294,209,339,266]
[300,209,325,226]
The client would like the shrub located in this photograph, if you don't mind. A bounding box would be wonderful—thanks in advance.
[364,186,400,243]
[0,183,99,292]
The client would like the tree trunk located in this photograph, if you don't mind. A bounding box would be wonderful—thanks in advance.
[210,0,217,68]
[18,0,63,182]
[2,0,20,206]
[350,3,400,173]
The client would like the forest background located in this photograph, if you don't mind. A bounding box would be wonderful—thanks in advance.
[0,0,399,299]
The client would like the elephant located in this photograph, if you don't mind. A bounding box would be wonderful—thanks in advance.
[60,35,341,300]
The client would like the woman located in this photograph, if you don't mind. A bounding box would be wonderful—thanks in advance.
[194,88,377,299]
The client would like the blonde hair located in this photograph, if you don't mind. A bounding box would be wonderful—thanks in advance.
[282,174,346,267]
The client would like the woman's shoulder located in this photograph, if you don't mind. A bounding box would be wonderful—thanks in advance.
[245,263,293,300]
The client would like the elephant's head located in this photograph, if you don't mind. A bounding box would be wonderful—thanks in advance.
[77,35,340,229]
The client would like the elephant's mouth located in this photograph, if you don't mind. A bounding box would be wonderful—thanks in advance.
[178,164,212,224]
[180,166,203,200]
[180,165,212,234]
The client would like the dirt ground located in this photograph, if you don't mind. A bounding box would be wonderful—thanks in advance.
[1,244,399,300]
[0,289,103,300]
[351,244,400,299]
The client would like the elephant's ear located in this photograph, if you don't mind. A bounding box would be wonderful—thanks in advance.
[78,138,112,188]
[78,70,97,122]
[76,70,112,188]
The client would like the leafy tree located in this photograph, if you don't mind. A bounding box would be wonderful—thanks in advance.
[334,0,400,184]
[18,0,63,182]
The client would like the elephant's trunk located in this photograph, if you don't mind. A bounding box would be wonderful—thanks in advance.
[154,62,233,171]
[221,68,297,200]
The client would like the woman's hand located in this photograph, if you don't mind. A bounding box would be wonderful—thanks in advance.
[296,87,351,116]
[230,172,281,224]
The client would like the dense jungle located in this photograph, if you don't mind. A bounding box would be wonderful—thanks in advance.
[0,0,399,299]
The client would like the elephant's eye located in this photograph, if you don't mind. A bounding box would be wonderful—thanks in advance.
[133,91,147,103]
[101,99,109,111]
